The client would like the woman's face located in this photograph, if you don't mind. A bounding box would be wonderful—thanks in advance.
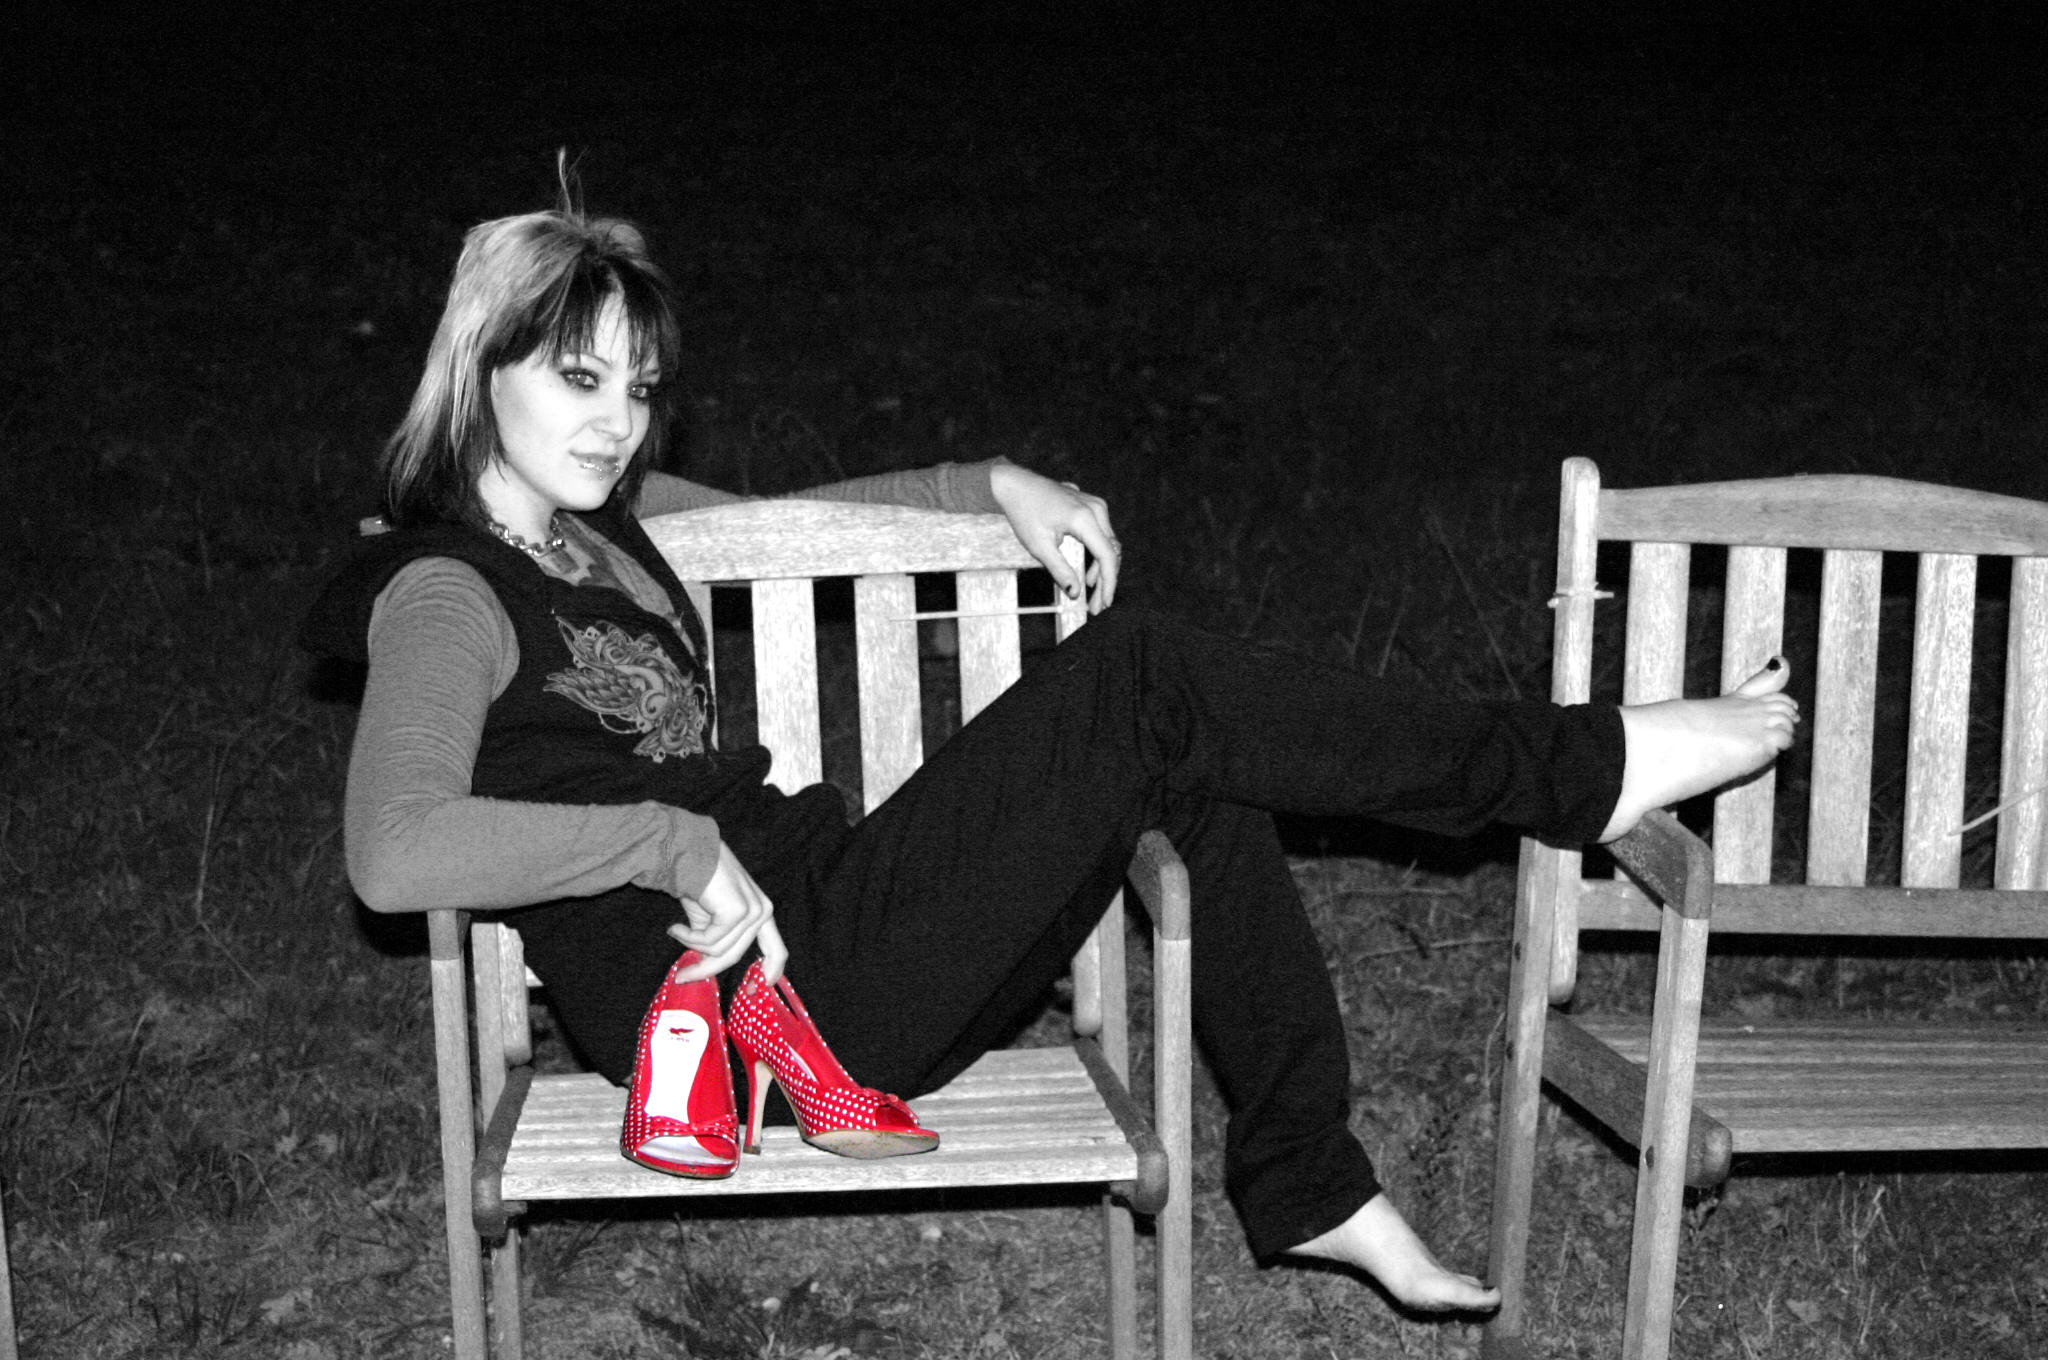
[477,296,659,537]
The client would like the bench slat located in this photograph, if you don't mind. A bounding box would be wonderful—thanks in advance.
[1808,549,1883,885]
[502,1050,1141,1201]
[1571,1018,2048,1153]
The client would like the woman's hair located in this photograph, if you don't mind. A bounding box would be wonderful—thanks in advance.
[380,207,683,528]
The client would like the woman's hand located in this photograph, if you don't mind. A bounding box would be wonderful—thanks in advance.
[668,842,788,983]
[989,462,1120,613]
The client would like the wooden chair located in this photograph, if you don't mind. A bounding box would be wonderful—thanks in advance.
[422,501,1194,1360]
[0,1190,16,1360]
[1485,458,2048,1360]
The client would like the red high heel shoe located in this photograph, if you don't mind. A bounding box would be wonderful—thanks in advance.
[726,962,939,1159]
[619,951,739,1179]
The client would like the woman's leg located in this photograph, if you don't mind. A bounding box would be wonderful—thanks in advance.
[777,611,1620,1257]
[781,607,1619,1077]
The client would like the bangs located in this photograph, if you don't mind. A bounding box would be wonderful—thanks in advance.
[488,247,680,379]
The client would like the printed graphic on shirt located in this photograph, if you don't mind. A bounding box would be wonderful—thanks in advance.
[543,618,710,762]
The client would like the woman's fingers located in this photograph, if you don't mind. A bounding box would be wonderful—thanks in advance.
[668,843,777,981]
[989,462,1120,611]
[754,919,789,985]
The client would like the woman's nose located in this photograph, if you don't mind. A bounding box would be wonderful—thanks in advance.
[592,390,632,439]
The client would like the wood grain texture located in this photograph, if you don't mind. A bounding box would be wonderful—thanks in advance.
[1903,553,1976,887]
[1577,878,2048,937]
[1153,936,1195,1360]
[854,574,922,813]
[1624,543,1690,704]
[751,578,822,794]
[644,502,1040,580]
[1600,476,2048,554]
[501,1052,1143,1201]
[957,569,1021,721]
[1998,557,2048,889]
[0,1188,15,1360]
[1622,908,1712,1360]
[1540,457,1602,1008]
[1714,547,1786,884]
[1808,550,1883,886]
[428,909,487,1360]
[1542,1013,1731,1188]
[1579,1019,2048,1152]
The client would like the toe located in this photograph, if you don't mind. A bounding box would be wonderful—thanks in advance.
[1732,656,1791,697]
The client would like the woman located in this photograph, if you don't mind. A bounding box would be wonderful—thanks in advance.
[301,204,1796,1313]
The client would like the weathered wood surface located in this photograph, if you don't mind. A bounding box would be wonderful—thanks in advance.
[643,502,1041,579]
[1542,1014,1731,1188]
[1599,476,2048,554]
[501,1049,1140,1201]
[1904,553,1976,887]
[1808,548,1882,885]
[2000,557,2048,890]
[428,909,487,1360]
[1577,1018,2048,1153]
[752,577,822,794]
[853,572,921,812]
[1714,547,1785,884]
[0,1185,16,1360]
[1623,542,1690,705]
[1576,878,2048,937]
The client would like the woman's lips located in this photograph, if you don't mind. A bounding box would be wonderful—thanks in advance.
[572,453,622,476]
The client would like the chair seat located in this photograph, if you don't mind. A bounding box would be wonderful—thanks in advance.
[501,1046,1141,1202]
[1576,1017,2048,1154]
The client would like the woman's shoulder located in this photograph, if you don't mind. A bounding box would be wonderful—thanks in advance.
[299,522,516,664]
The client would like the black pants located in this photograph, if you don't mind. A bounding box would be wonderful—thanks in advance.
[516,607,1623,1258]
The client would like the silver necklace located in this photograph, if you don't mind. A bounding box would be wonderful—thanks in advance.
[488,514,568,557]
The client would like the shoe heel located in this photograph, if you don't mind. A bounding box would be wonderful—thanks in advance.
[724,961,939,1160]
[742,1058,774,1155]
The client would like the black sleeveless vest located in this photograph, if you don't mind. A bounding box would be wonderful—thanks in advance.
[300,497,851,882]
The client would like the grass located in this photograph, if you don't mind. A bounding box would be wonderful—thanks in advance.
[4,6,2047,1356]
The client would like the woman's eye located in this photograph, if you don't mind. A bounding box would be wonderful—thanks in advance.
[629,383,658,402]
[558,367,598,390]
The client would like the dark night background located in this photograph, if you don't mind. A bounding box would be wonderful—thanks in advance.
[4,1,2047,1356]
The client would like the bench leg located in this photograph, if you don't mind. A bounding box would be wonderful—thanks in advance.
[1485,841,1561,1359]
[489,1228,523,1360]
[0,1187,17,1360]
[1103,1194,1137,1360]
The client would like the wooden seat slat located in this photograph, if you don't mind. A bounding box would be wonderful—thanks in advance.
[1565,1018,2048,1152]
[502,1047,1144,1201]
[1580,1017,2044,1057]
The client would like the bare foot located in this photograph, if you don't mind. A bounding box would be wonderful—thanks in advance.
[1601,659,1801,841]
[1286,1194,1501,1313]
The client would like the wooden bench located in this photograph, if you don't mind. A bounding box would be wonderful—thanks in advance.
[1485,459,2048,1360]
[425,501,1195,1360]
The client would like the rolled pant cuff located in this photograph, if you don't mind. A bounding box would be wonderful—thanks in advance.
[1235,1145,1383,1262]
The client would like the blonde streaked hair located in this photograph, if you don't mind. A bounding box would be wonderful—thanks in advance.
[380,207,683,528]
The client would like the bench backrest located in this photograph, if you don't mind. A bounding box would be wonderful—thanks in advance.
[1541,457,2048,999]
[472,502,1100,1065]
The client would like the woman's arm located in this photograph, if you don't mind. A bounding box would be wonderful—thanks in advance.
[344,558,725,912]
